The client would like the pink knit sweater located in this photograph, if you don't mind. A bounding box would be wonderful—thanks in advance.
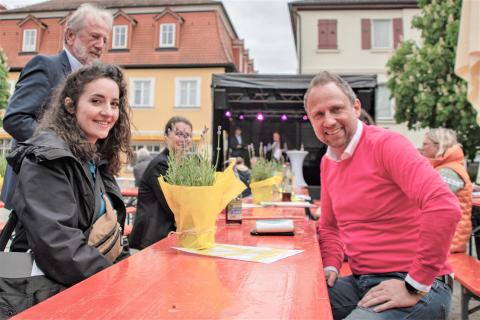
[319,124,461,285]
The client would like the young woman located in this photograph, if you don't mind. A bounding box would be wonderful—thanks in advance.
[129,116,193,250]
[7,63,132,289]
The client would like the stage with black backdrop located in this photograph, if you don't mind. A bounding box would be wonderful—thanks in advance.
[212,74,377,186]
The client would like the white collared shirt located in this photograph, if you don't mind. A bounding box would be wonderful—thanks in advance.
[64,47,83,71]
[325,120,364,162]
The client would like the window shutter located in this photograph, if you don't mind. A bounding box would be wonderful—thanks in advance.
[361,19,371,50]
[318,19,337,49]
[318,20,329,49]
[393,18,403,48]
[327,20,337,49]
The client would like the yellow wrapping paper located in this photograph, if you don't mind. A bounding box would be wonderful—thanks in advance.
[250,175,282,204]
[159,163,246,249]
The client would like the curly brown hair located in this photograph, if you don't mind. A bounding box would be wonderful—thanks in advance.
[38,62,133,175]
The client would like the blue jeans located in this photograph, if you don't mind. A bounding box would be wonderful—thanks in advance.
[328,272,452,320]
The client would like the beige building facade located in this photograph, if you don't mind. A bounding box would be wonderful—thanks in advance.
[0,0,255,166]
[290,0,426,145]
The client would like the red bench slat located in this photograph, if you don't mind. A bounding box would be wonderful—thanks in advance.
[448,253,480,296]
[340,261,352,277]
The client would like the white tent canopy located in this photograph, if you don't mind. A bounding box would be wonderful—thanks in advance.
[455,0,480,123]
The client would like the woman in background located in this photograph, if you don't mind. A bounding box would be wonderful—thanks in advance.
[421,128,472,253]
[129,116,193,249]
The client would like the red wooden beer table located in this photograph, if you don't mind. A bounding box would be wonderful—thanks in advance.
[473,197,480,207]
[240,205,310,220]
[120,187,138,198]
[14,217,332,319]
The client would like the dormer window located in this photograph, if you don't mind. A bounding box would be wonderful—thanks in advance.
[110,10,137,52]
[153,8,183,50]
[17,14,47,54]
[160,23,175,48]
[22,29,37,52]
[112,25,128,49]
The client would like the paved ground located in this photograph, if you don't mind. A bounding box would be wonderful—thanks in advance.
[1,207,479,319]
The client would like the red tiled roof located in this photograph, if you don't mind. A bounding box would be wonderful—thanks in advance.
[5,0,219,13]
[0,3,254,71]
[100,11,235,68]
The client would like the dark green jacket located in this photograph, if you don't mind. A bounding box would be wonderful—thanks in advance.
[129,148,175,249]
[7,129,126,286]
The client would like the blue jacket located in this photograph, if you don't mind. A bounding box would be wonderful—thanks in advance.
[1,51,72,209]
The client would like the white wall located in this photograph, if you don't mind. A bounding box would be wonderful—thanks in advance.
[299,9,421,74]
[298,7,425,145]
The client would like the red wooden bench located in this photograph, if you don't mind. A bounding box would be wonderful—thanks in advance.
[126,206,136,225]
[448,253,480,319]
[123,224,132,236]
[339,261,352,277]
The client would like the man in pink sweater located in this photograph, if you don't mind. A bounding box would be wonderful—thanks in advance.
[305,71,460,320]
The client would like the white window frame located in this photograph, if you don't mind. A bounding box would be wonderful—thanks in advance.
[175,77,201,108]
[129,77,155,108]
[7,80,15,97]
[160,23,175,48]
[375,84,394,121]
[22,29,37,52]
[0,138,12,158]
[371,19,392,50]
[112,25,128,49]
[132,143,162,157]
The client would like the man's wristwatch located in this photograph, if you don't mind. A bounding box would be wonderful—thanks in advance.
[404,281,428,296]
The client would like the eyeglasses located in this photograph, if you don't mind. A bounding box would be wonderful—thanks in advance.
[171,129,192,140]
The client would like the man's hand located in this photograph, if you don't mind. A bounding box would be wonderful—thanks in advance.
[358,279,423,312]
[325,270,338,287]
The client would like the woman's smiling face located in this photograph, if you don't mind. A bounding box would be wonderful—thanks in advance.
[75,77,119,144]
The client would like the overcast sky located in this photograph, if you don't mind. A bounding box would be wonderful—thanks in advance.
[0,0,298,74]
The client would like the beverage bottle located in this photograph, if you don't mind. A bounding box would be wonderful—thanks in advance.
[226,194,243,224]
[226,157,243,224]
[281,163,293,202]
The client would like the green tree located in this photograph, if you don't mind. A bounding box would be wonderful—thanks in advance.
[387,0,480,159]
[0,47,10,127]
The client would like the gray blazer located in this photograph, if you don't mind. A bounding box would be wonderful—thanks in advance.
[1,50,72,209]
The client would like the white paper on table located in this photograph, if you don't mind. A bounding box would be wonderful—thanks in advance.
[294,194,311,201]
[260,201,316,208]
[173,243,303,264]
[255,219,294,233]
[242,203,263,209]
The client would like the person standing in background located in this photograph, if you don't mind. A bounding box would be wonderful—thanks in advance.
[421,128,472,253]
[133,148,152,187]
[229,127,247,158]
[267,131,285,161]
[1,3,113,251]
